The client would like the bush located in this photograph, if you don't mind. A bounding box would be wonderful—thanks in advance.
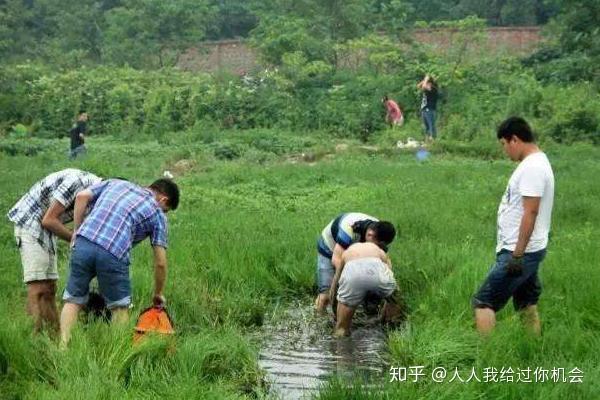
[213,142,245,160]
[537,84,600,144]
[9,123,29,139]
[0,60,598,144]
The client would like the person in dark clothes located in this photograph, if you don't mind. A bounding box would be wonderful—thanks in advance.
[69,110,88,160]
[417,75,439,142]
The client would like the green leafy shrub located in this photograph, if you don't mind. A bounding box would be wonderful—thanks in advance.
[213,142,245,160]
[0,142,42,156]
[9,123,29,139]
[537,84,600,144]
[0,57,599,144]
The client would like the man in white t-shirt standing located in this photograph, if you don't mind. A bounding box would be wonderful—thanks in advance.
[472,117,554,335]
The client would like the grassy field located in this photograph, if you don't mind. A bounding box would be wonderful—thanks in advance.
[0,131,598,399]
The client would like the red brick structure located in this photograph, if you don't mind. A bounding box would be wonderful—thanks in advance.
[178,39,258,74]
[178,27,542,73]
[412,26,541,54]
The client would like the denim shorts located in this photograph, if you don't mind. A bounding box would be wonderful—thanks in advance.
[316,253,334,293]
[472,248,546,312]
[63,236,131,309]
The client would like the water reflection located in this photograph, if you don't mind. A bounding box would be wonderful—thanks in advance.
[258,302,388,399]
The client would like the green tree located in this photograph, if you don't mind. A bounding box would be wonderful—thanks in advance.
[369,0,413,36]
[207,0,257,39]
[408,0,456,22]
[553,0,599,57]
[250,0,372,65]
[0,0,33,60]
[43,0,107,65]
[104,0,217,68]
[249,15,333,65]
[0,0,122,65]
[407,0,557,26]
[499,0,538,26]
[526,0,599,83]
[250,0,417,68]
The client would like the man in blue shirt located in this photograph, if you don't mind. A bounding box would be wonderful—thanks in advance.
[59,178,179,345]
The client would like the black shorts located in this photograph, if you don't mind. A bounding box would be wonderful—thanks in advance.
[472,249,546,312]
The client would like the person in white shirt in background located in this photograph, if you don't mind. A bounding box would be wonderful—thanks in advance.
[472,117,554,335]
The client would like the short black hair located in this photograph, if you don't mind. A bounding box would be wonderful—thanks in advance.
[371,221,396,245]
[150,178,180,210]
[79,109,86,114]
[497,116,535,143]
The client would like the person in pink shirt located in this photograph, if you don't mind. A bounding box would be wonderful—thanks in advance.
[382,96,404,128]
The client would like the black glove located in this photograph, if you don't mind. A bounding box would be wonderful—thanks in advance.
[153,294,166,308]
[506,254,523,276]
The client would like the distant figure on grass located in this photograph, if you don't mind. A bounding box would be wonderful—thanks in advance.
[60,178,180,346]
[382,95,404,128]
[314,212,396,313]
[331,242,398,337]
[69,110,88,160]
[472,117,554,335]
[417,74,439,142]
[7,169,101,334]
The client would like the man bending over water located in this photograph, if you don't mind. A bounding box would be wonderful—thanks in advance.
[331,242,398,337]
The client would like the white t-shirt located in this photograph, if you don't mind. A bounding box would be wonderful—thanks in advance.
[496,152,554,253]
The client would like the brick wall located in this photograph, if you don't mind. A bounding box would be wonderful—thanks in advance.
[412,27,541,53]
[178,39,258,74]
[177,27,542,73]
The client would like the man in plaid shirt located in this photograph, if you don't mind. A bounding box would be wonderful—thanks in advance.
[60,178,179,345]
[7,168,101,333]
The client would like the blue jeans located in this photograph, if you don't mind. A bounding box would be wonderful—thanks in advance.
[63,236,131,309]
[472,249,546,312]
[69,145,87,160]
[421,108,437,138]
[316,253,334,293]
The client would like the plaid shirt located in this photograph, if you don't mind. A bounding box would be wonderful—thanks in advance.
[7,169,101,254]
[77,180,168,263]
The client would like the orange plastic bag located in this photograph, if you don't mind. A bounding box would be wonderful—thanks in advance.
[133,306,175,344]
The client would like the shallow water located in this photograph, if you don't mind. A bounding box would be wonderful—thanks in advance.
[258,302,389,399]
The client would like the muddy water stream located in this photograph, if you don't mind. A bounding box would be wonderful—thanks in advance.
[258,302,389,399]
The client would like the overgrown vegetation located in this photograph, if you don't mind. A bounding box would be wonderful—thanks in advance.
[2,1,599,144]
[0,0,561,67]
[1,52,598,144]
[0,1,599,398]
[0,136,598,399]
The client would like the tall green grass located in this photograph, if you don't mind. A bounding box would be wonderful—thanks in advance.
[0,133,598,399]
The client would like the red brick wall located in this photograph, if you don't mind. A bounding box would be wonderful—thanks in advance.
[178,39,258,74]
[177,27,542,73]
[412,27,541,54]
